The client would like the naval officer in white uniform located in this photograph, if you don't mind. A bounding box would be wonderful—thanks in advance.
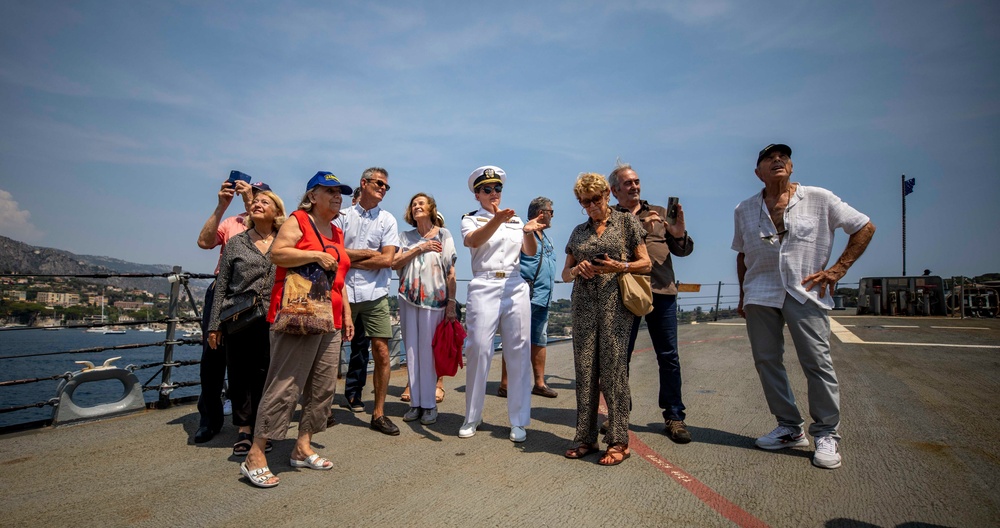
[459,166,545,442]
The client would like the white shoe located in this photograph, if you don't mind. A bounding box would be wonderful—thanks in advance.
[458,419,481,438]
[756,425,809,450]
[402,407,422,422]
[420,407,438,425]
[812,436,842,469]
[510,426,526,443]
[222,399,233,416]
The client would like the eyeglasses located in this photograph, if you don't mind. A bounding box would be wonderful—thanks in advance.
[758,195,787,244]
[578,195,604,207]
[478,184,503,195]
[366,179,391,191]
[540,208,554,216]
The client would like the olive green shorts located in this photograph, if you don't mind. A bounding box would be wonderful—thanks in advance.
[350,296,393,339]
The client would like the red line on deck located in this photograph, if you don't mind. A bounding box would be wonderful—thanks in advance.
[598,396,769,528]
[628,433,771,528]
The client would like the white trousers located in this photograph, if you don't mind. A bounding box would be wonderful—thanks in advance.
[463,275,532,427]
[399,302,444,410]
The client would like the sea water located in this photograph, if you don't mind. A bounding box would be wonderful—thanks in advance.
[0,329,503,429]
[0,329,204,428]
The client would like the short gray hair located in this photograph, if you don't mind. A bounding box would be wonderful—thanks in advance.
[527,196,552,219]
[361,167,388,184]
[608,158,633,192]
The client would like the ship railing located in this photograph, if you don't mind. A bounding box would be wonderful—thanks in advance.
[0,269,860,432]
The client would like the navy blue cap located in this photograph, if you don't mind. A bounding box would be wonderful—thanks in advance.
[251,181,271,192]
[306,171,352,194]
[757,144,792,165]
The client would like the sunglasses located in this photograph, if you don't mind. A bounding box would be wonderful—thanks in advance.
[478,184,503,194]
[578,194,604,207]
[540,208,554,216]
[366,179,391,191]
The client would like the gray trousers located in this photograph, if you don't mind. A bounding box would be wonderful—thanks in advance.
[745,294,840,438]
[255,330,341,440]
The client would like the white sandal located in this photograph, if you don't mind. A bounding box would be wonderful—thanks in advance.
[289,453,333,470]
[240,462,279,488]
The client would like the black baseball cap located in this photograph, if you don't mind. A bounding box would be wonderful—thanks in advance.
[757,143,792,165]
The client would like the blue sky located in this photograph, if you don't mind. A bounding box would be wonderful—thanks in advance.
[1,1,998,304]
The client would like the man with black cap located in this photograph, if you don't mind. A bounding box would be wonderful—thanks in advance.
[192,175,270,443]
[733,143,875,469]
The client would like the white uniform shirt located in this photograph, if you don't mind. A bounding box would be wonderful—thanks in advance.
[333,203,400,303]
[732,184,870,310]
[460,208,525,274]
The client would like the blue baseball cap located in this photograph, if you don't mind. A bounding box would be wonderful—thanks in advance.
[251,181,271,192]
[306,171,352,194]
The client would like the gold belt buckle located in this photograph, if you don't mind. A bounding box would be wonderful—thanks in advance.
[495,271,506,278]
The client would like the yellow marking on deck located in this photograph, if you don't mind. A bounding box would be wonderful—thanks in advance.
[830,319,1000,348]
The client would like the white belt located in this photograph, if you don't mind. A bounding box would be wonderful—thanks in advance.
[473,270,516,279]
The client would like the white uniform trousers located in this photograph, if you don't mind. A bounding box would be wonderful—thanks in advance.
[399,302,444,409]
[464,275,532,427]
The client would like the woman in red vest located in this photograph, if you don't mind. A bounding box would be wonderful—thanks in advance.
[240,171,354,489]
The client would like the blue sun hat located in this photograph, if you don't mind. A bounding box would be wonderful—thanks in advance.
[307,171,352,194]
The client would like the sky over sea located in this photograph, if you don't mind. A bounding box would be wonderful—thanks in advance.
[0,1,998,303]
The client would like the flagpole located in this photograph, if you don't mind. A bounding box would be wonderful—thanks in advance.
[901,173,906,276]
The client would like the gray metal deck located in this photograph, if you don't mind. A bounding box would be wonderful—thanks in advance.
[3,314,998,527]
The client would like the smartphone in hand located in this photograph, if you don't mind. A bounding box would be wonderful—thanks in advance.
[666,196,679,225]
[227,170,252,188]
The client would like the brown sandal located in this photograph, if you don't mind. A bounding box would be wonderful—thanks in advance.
[564,443,600,459]
[598,444,631,466]
[436,387,445,403]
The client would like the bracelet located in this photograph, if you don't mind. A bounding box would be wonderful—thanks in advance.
[447,298,456,303]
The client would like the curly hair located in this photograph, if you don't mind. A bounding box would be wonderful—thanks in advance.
[573,172,610,200]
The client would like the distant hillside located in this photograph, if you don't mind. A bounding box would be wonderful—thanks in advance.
[0,235,194,295]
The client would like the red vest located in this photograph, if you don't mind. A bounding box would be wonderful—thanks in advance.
[268,210,351,329]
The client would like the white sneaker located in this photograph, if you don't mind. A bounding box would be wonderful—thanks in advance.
[458,419,481,438]
[402,407,422,422]
[420,407,438,425]
[812,436,842,469]
[509,426,526,443]
[222,399,233,416]
[756,425,809,450]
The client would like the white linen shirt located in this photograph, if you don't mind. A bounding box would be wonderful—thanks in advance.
[461,208,525,274]
[732,184,870,310]
[333,203,400,303]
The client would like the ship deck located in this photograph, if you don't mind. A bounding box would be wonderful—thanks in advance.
[3,313,999,527]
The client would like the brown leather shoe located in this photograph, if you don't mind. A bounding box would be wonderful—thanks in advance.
[665,419,692,444]
[531,385,558,398]
[371,415,400,436]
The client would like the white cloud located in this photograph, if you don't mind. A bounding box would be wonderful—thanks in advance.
[0,189,43,242]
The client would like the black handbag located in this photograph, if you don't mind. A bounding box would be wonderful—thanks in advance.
[220,295,266,335]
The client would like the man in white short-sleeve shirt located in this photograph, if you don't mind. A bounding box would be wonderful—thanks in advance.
[732,143,875,470]
[334,167,400,436]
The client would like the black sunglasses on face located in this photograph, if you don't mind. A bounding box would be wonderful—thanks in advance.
[578,195,603,207]
[366,179,391,191]
[478,184,503,194]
